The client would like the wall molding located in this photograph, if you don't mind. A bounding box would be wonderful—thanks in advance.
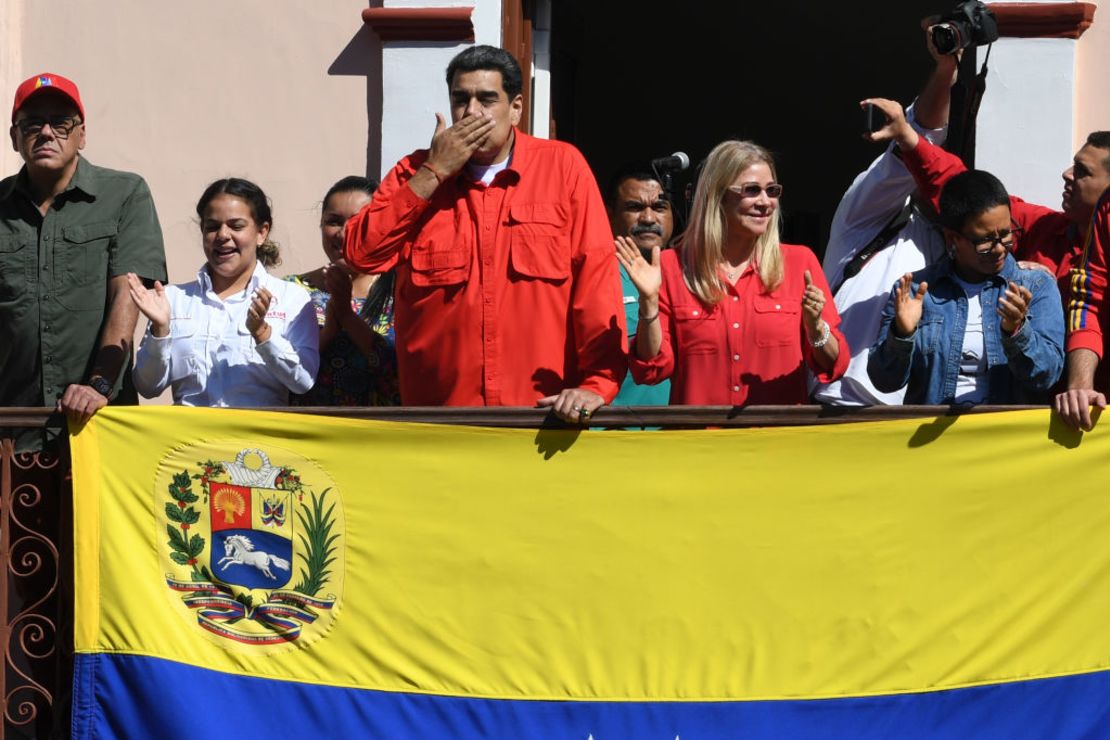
[362,7,474,43]
[988,2,1097,39]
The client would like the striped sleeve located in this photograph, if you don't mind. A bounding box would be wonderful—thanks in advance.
[1066,191,1110,357]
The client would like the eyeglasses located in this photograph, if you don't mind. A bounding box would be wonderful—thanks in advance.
[14,115,83,139]
[727,183,784,199]
[963,225,1023,255]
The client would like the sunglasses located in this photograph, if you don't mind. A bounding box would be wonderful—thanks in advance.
[727,183,784,199]
[14,115,83,140]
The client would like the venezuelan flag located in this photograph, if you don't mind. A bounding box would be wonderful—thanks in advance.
[70,407,1110,738]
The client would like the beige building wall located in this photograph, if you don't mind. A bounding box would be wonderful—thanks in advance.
[1077,0,1110,144]
[1,0,381,284]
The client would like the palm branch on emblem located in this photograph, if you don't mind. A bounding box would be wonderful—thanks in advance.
[295,488,338,596]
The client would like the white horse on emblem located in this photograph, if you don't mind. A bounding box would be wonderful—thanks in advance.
[218,534,290,580]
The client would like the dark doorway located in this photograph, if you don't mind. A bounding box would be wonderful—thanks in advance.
[551,2,942,255]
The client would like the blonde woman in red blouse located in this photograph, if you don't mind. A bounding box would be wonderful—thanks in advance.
[617,139,848,405]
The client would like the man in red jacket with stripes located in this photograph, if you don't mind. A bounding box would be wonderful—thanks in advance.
[865,98,1110,429]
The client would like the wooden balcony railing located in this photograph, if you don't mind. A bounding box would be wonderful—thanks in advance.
[0,403,1038,737]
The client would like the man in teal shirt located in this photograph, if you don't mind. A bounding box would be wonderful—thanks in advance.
[607,164,674,406]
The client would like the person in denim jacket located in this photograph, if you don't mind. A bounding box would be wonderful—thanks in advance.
[868,170,1065,404]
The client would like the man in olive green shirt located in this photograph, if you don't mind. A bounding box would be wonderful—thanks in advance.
[2,73,167,451]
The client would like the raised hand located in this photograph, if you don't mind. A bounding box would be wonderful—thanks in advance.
[614,236,661,301]
[426,112,496,179]
[801,270,827,334]
[126,271,170,337]
[893,273,928,338]
[246,287,274,344]
[923,16,962,80]
[860,98,918,151]
[323,265,354,316]
[997,281,1032,334]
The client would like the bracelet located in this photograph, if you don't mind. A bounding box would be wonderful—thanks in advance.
[420,162,446,184]
[810,320,831,348]
[638,311,660,323]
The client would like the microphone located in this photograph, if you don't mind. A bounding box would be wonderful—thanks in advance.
[651,152,690,173]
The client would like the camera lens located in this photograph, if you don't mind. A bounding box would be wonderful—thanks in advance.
[931,23,961,55]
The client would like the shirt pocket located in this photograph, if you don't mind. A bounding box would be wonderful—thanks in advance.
[0,235,32,303]
[915,317,944,353]
[168,317,203,383]
[752,295,800,348]
[508,203,571,283]
[409,213,471,288]
[236,318,264,362]
[57,220,117,310]
[672,304,719,355]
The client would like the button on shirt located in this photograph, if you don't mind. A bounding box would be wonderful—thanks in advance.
[902,135,1110,394]
[343,130,627,406]
[867,255,1064,404]
[133,262,319,406]
[629,246,849,405]
[0,159,166,405]
[0,158,166,451]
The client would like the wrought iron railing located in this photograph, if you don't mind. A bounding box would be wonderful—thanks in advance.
[0,403,1037,738]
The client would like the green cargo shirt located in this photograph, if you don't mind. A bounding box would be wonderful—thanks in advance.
[0,157,167,449]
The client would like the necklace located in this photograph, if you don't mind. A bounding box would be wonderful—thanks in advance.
[721,261,747,282]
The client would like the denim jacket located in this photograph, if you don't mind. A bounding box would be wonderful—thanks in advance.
[867,254,1064,404]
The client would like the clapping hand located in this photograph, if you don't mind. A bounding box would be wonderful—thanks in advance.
[126,272,170,337]
[997,281,1032,334]
[323,265,354,316]
[893,273,928,338]
[246,287,274,344]
[614,236,661,300]
[801,270,827,335]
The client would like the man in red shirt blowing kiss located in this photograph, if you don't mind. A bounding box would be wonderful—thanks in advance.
[345,45,626,424]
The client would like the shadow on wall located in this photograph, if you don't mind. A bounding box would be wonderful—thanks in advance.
[328,23,383,182]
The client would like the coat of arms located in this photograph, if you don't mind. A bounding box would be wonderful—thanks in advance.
[161,448,343,648]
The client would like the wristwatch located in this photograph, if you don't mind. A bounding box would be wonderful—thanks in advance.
[89,376,114,400]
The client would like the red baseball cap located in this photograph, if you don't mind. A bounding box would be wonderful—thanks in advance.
[11,73,85,122]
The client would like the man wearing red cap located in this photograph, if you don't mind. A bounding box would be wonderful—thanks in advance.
[2,72,167,450]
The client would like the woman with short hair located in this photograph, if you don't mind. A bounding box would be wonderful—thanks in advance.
[866,163,1065,404]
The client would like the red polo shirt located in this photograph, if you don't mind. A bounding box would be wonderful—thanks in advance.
[903,136,1110,391]
[344,131,627,406]
[629,246,848,405]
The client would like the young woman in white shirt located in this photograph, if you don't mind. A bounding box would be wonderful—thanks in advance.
[129,178,319,406]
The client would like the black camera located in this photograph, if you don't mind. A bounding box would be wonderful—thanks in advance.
[930,0,999,55]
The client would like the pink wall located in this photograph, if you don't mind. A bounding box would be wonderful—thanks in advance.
[2,0,382,283]
[1077,0,1110,144]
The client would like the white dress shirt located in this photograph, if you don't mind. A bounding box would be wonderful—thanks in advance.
[813,107,948,406]
[134,261,319,406]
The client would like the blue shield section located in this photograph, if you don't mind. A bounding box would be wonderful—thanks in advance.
[212,529,294,589]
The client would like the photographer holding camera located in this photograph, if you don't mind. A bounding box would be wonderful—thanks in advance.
[815,20,959,406]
